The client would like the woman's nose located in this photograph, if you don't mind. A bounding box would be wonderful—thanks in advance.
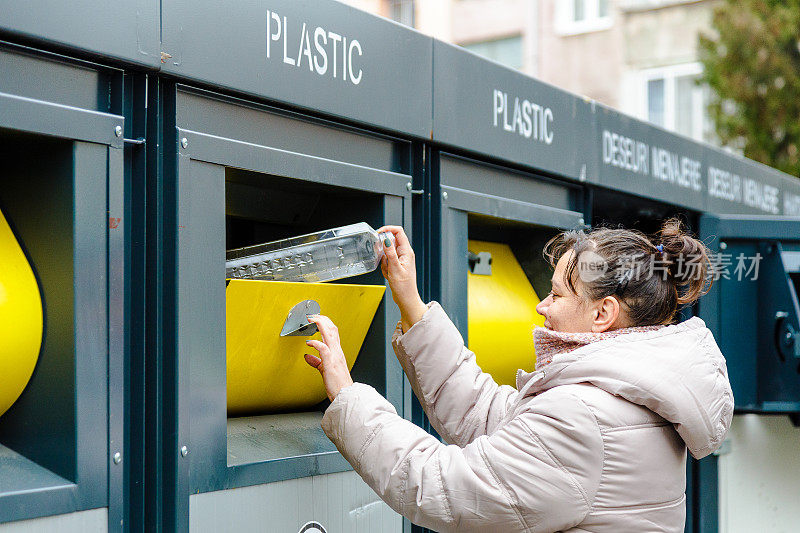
[536,297,549,316]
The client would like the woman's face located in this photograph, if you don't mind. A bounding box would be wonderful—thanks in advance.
[536,250,595,332]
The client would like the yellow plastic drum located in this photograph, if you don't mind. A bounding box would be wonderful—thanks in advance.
[0,209,43,417]
[226,279,385,415]
[468,240,544,386]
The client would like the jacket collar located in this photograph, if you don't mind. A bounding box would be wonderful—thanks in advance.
[516,316,707,395]
[514,316,734,459]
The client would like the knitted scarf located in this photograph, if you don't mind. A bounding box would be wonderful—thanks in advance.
[533,322,669,371]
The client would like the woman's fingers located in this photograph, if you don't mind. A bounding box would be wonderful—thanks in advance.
[377,225,411,251]
[376,224,402,236]
[307,314,340,347]
[303,318,354,401]
[383,237,402,270]
[380,256,389,279]
[304,353,322,369]
[302,316,355,401]
[377,228,414,272]
[305,338,330,359]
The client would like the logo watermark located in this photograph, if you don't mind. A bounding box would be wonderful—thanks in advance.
[576,250,608,282]
[575,251,763,283]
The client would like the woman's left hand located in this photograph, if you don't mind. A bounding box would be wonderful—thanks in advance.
[303,314,355,402]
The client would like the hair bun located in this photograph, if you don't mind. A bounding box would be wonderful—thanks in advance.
[655,217,713,305]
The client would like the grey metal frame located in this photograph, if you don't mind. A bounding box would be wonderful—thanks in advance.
[172,88,415,515]
[0,87,125,527]
[0,0,160,68]
[686,213,800,533]
[700,213,800,240]
[160,0,433,138]
[698,213,800,412]
[436,151,585,339]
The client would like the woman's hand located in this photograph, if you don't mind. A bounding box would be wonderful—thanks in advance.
[303,314,354,402]
[376,226,428,333]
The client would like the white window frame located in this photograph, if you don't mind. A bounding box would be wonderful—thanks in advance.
[639,62,707,142]
[619,0,700,11]
[388,0,415,27]
[555,0,613,36]
[461,34,524,71]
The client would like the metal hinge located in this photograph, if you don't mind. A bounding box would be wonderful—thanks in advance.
[468,251,492,275]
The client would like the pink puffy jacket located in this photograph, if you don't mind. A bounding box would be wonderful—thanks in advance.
[321,302,734,532]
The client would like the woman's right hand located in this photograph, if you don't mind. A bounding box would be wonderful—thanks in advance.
[377,226,428,333]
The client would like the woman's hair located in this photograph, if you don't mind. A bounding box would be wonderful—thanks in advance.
[542,216,714,326]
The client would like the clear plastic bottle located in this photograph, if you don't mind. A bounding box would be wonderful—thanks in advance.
[226,222,396,282]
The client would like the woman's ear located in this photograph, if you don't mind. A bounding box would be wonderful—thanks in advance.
[592,296,620,332]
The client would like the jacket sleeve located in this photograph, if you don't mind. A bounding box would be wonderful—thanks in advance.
[391,301,520,447]
[321,382,603,533]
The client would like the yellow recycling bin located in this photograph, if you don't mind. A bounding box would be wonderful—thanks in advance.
[467,240,544,386]
[226,279,385,415]
[0,209,43,417]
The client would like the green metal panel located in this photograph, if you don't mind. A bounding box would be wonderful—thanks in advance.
[440,154,574,209]
[73,141,110,509]
[176,155,224,520]
[0,91,123,147]
[595,104,706,213]
[431,38,800,218]
[179,129,410,198]
[0,136,114,524]
[188,471,400,532]
[118,70,149,533]
[0,56,124,529]
[0,44,115,113]
[162,0,433,138]
[435,151,585,354]
[597,105,800,217]
[0,508,108,532]
[699,213,800,413]
[165,87,415,533]
[0,0,160,68]
[440,207,469,337]
[175,88,409,174]
[433,41,597,185]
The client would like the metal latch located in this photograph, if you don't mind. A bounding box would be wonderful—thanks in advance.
[774,311,800,361]
[468,251,492,276]
[280,299,321,337]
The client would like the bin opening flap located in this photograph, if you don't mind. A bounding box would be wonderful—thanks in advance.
[226,279,385,415]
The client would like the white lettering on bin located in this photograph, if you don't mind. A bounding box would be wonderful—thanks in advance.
[492,89,554,145]
[784,192,800,216]
[266,10,363,86]
[602,130,649,176]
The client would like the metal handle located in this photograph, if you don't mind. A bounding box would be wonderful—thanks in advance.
[280,299,321,337]
[774,310,800,362]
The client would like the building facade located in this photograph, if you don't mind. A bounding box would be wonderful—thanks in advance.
[339,0,716,144]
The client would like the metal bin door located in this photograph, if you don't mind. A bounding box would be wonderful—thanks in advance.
[698,213,800,414]
[0,57,125,530]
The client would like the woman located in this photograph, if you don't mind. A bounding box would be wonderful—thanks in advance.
[303,217,733,532]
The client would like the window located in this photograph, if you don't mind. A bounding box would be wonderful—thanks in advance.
[640,62,714,143]
[555,0,612,35]
[389,0,414,27]
[462,35,523,70]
